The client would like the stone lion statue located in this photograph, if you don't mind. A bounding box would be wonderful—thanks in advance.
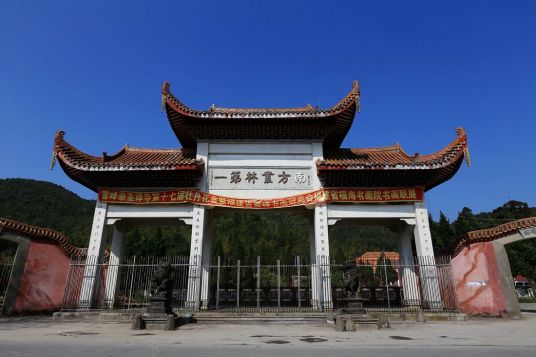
[342,260,360,298]
[150,261,172,298]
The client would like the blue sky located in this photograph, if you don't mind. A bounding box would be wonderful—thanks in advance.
[1,0,534,220]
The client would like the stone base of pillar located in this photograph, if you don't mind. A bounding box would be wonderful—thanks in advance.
[322,301,333,311]
[422,301,443,310]
[402,299,422,307]
[311,299,320,310]
[185,301,199,310]
[200,300,209,310]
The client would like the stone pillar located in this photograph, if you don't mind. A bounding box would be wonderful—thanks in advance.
[79,201,108,309]
[200,215,214,310]
[309,222,320,310]
[185,141,209,311]
[413,202,442,309]
[397,223,420,306]
[104,221,126,308]
[186,205,208,310]
[314,203,332,310]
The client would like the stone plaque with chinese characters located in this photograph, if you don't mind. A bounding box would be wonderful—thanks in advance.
[208,167,312,190]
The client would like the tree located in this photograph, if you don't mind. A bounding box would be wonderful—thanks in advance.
[375,253,398,286]
[430,212,457,255]
[357,259,378,288]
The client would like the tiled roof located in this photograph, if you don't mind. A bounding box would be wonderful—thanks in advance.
[317,128,468,190]
[52,131,204,191]
[0,217,85,257]
[162,81,359,148]
[319,128,467,170]
[53,131,202,171]
[452,217,536,257]
[357,252,400,264]
[163,81,359,119]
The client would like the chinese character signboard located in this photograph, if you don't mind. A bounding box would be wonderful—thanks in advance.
[99,187,424,208]
[209,168,312,190]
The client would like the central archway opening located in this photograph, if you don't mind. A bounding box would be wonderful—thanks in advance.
[208,207,311,310]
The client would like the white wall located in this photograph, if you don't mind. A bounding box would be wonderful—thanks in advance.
[204,141,323,199]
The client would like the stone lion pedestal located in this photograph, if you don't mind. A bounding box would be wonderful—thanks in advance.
[132,262,177,331]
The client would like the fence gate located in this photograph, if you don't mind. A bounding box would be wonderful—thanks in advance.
[209,256,312,312]
[0,255,15,314]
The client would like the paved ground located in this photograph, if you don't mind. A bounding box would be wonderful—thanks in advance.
[1,312,535,356]
[520,302,536,312]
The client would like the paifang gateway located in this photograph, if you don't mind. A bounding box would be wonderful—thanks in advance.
[52,81,468,310]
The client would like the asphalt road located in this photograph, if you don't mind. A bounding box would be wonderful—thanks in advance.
[1,313,535,357]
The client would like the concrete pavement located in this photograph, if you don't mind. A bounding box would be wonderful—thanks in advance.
[1,312,535,356]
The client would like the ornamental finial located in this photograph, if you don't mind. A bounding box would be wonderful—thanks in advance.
[352,80,360,92]
[162,81,170,94]
[353,81,361,113]
[161,82,170,113]
[51,130,65,170]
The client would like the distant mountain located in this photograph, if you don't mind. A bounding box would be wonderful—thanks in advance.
[0,178,95,249]
[0,179,534,279]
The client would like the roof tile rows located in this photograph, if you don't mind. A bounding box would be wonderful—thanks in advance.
[162,81,360,119]
[319,128,467,170]
[53,131,202,171]
[452,217,536,257]
[162,82,359,148]
[0,217,85,257]
[52,131,204,191]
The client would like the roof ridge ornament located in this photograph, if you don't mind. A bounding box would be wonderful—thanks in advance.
[161,82,170,113]
[455,127,471,167]
[353,80,361,113]
[50,130,65,170]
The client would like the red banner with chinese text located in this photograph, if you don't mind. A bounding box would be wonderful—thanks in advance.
[98,187,423,208]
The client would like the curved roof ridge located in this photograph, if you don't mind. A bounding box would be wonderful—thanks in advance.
[349,143,403,154]
[125,146,187,153]
[162,81,359,116]
[415,127,467,162]
[103,145,128,162]
[320,128,467,167]
[52,131,204,191]
[54,130,102,163]
[0,217,85,257]
[452,216,536,257]
[210,103,316,113]
[54,131,201,167]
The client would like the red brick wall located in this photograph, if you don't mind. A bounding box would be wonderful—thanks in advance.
[451,242,509,317]
[13,240,71,313]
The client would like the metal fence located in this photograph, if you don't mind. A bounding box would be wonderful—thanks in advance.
[208,256,312,312]
[62,256,192,311]
[0,255,15,313]
[330,255,458,312]
[62,255,458,313]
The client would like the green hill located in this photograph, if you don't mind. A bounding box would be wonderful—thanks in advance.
[0,178,95,250]
[0,178,534,279]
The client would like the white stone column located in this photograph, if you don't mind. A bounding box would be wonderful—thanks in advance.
[397,223,420,306]
[200,215,214,310]
[185,141,209,310]
[309,222,320,310]
[104,221,125,308]
[79,201,108,309]
[186,205,208,310]
[414,202,443,309]
[314,203,332,310]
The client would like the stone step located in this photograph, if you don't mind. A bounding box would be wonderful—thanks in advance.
[193,312,327,325]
